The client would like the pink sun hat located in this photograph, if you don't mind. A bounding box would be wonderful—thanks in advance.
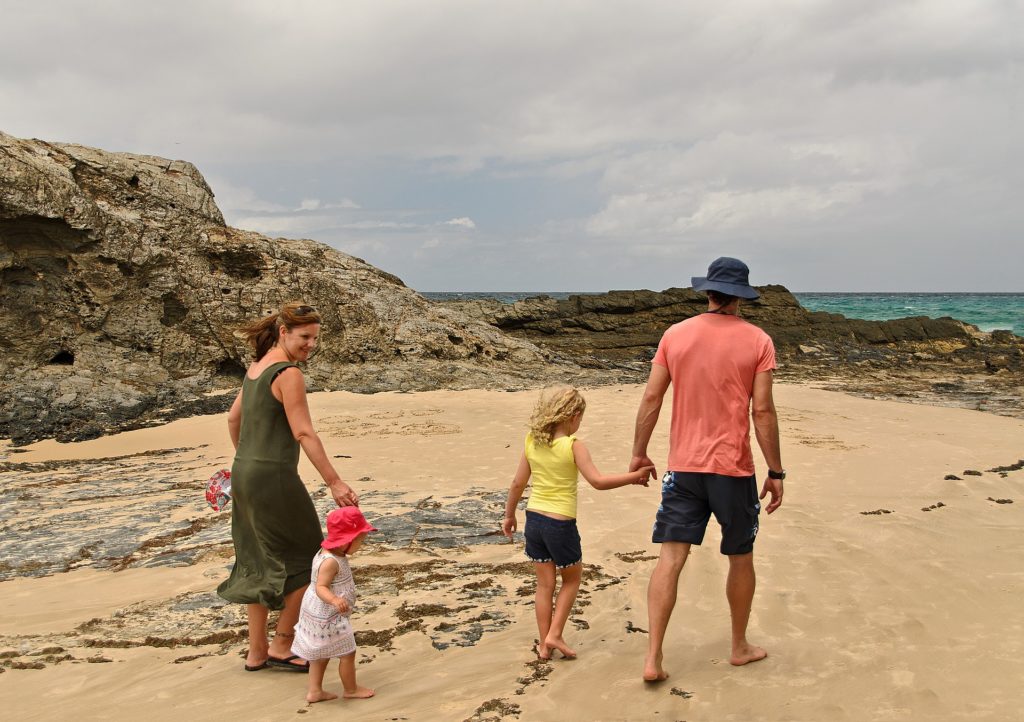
[322,506,377,549]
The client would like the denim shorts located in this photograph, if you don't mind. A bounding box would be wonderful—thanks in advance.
[652,471,760,555]
[524,510,582,568]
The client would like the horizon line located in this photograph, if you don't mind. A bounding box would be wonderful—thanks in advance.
[416,289,1024,295]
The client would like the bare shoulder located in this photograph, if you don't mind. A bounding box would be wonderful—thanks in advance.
[276,365,306,384]
[571,437,591,456]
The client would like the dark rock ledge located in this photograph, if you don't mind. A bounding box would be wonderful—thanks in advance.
[439,287,1024,418]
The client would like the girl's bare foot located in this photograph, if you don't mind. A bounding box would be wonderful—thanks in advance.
[544,635,577,659]
[643,651,669,682]
[343,686,375,699]
[536,641,552,661]
[306,690,338,704]
[730,643,767,666]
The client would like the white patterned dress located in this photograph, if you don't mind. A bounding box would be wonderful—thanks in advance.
[290,550,358,659]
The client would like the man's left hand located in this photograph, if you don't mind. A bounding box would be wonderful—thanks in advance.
[759,477,783,514]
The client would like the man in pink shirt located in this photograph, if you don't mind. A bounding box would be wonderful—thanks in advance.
[630,256,784,683]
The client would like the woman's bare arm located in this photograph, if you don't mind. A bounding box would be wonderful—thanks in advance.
[275,367,357,507]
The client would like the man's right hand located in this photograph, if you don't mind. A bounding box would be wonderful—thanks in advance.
[632,465,656,486]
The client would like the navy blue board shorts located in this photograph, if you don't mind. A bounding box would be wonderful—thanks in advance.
[524,510,582,568]
[652,471,761,555]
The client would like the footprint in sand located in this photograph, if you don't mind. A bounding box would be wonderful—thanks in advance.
[396,421,461,436]
[791,431,859,451]
[368,410,405,420]
[410,408,443,417]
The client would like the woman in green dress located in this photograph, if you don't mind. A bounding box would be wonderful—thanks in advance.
[218,302,358,672]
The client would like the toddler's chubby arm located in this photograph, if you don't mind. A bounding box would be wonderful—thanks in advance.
[502,453,531,538]
[314,556,351,614]
[573,439,655,490]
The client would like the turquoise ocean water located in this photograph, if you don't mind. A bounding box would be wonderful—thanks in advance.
[422,292,1024,336]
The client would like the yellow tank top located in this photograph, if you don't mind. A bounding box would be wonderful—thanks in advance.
[524,433,578,518]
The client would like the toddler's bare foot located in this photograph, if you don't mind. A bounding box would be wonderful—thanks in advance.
[343,686,375,699]
[643,651,669,682]
[730,643,767,666]
[306,690,338,704]
[544,635,577,659]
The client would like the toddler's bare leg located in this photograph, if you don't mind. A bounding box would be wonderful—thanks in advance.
[305,659,337,703]
[339,652,374,699]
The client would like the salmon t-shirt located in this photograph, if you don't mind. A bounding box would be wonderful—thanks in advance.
[652,313,776,477]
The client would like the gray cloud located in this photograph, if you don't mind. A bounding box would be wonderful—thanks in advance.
[2,0,1020,290]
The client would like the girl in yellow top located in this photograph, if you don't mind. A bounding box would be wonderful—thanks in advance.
[502,386,654,660]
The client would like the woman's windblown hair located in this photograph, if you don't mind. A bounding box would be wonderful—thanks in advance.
[241,302,323,361]
[528,386,586,446]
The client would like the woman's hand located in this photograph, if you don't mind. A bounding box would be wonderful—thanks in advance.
[329,481,358,507]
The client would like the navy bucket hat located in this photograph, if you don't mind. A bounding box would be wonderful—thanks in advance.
[691,257,760,300]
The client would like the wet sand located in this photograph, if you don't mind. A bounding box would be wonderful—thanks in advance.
[1,384,1022,721]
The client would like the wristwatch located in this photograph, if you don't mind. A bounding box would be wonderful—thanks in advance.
[767,468,786,480]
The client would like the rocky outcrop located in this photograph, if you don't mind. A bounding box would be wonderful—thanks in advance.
[0,132,592,444]
[443,289,1024,418]
[3,130,1021,444]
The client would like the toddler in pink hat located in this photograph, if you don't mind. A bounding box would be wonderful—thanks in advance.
[291,506,377,703]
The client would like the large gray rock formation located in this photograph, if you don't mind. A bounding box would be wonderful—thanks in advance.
[0,131,584,444]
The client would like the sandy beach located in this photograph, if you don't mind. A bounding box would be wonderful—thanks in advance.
[1,383,1023,721]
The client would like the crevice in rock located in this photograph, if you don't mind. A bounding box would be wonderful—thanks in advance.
[48,350,75,365]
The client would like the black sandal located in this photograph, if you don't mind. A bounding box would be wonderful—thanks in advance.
[266,654,309,672]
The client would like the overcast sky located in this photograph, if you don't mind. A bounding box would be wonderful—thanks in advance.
[3,1,1022,292]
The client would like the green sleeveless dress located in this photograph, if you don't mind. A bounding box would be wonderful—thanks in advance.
[217,361,324,610]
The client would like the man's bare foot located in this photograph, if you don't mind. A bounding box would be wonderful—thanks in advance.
[306,690,338,704]
[643,652,669,682]
[730,643,767,666]
[343,686,375,699]
[543,635,577,659]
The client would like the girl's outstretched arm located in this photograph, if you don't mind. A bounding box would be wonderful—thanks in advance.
[314,556,349,614]
[573,439,654,490]
[502,453,531,537]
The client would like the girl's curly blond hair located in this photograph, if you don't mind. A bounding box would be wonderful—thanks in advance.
[528,386,586,446]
